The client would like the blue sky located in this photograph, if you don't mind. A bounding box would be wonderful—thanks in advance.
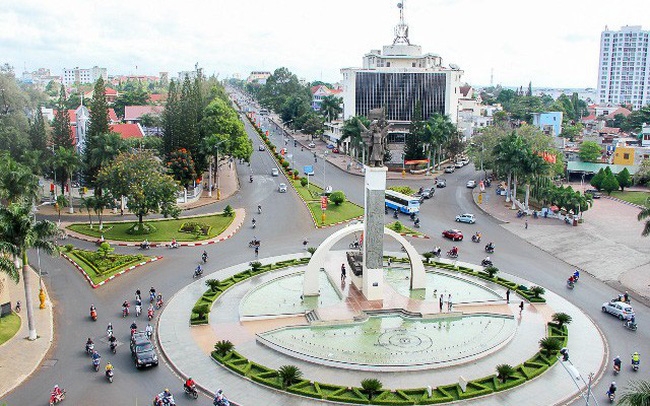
[1,0,647,88]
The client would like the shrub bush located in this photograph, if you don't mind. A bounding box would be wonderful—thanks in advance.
[125,222,156,235]
[329,191,346,205]
[192,303,211,318]
[281,160,290,169]
[223,205,234,217]
[214,340,234,357]
[179,221,211,236]
[205,278,220,292]
[300,177,308,187]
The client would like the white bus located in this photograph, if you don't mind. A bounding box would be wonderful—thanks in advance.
[385,190,420,214]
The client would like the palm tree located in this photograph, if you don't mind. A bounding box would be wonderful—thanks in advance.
[340,116,368,164]
[360,378,383,400]
[618,380,650,405]
[319,95,342,123]
[50,147,82,214]
[0,155,39,205]
[0,202,61,340]
[496,364,515,383]
[424,113,456,171]
[278,365,303,388]
[637,197,650,237]
[213,340,234,357]
[538,336,562,357]
[551,312,573,328]
[81,196,95,228]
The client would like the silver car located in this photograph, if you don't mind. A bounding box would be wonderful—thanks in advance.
[278,183,287,193]
[602,300,635,320]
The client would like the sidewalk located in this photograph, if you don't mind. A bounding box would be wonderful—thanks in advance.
[158,253,604,406]
[471,187,650,304]
[0,268,54,398]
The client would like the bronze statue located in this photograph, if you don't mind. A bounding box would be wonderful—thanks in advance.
[360,107,392,167]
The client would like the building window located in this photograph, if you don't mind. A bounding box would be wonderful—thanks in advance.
[388,133,406,143]
[624,153,630,160]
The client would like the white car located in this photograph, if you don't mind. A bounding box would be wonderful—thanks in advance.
[602,300,635,320]
[455,213,476,224]
[466,180,477,188]
[307,142,316,148]
[455,161,464,168]
[258,145,265,151]
[278,183,287,193]
[444,165,455,173]
[271,168,279,177]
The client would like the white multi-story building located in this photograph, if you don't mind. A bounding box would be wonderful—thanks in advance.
[340,3,463,163]
[597,25,650,110]
[62,66,107,85]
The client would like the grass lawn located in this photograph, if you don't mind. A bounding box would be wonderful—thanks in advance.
[66,249,153,285]
[610,190,650,206]
[67,213,234,242]
[307,202,364,226]
[385,221,424,236]
[0,312,21,345]
[290,179,323,201]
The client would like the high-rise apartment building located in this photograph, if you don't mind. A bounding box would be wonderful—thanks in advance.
[597,25,650,110]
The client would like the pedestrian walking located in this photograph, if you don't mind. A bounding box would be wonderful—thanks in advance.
[387,257,392,267]
[447,294,453,311]
[340,264,347,281]
[505,288,510,304]
[525,219,528,229]
[519,301,524,315]
[439,296,443,312]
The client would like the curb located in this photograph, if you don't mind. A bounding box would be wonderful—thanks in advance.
[603,195,644,210]
[399,232,430,239]
[61,253,163,289]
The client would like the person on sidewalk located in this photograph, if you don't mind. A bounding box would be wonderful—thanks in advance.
[525,219,528,229]
[506,288,510,304]
[341,264,346,281]
[519,301,524,315]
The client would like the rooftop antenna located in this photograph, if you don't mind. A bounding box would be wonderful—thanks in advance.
[393,1,410,45]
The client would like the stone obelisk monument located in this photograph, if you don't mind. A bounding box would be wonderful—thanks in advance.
[359,108,391,300]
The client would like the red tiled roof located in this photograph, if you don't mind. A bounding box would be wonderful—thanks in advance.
[110,123,144,139]
[105,87,118,95]
[604,107,632,119]
[581,113,597,122]
[68,110,76,123]
[108,108,118,122]
[149,94,166,103]
[459,85,472,97]
[599,127,620,134]
[124,105,164,121]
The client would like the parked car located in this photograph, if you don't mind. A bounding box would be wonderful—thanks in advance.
[461,158,470,166]
[442,229,464,241]
[585,189,602,199]
[271,168,279,177]
[131,336,158,369]
[307,142,316,148]
[444,165,455,173]
[436,179,447,188]
[602,300,635,320]
[466,180,477,188]
[455,161,464,168]
[332,147,340,153]
[455,213,476,224]
[326,144,335,149]
[420,187,435,199]
[258,145,265,151]
[278,183,288,193]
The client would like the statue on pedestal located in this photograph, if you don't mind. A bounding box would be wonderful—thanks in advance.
[360,107,392,167]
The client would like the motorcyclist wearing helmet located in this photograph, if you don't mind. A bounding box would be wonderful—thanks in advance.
[608,382,617,396]
[86,337,94,351]
[613,356,622,371]
[632,352,640,365]
[105,361,113,373]
[184,376,196,391]
[51,385,63,398]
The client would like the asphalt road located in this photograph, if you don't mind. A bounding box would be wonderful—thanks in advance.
[4,96,649,406]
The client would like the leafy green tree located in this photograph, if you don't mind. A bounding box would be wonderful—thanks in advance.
[50,147,82,213]
[258,67,309,113]
[87,78,110,139]
[623,106,650,132]
[340,116,370,162]
[205,278,220,292]
[51,86,73,150]
[81,196,95,228]
[319,95,342,122]
[98,151,180,226]
[0,202,61,340]
[560,123,583,141]
[0,155,38,205]
[590,168,605,190]
[606,113,627,129]
[618,380,650,406]
[404,103,426,160]
[424,113,457,171]
[166,148,197,188]
[601,170,619,195]
[0,67,32,159]
[97,241,114,258]
[578,141,602,162]
[329,191,346,205]
[54,194,68,224]
[616,168,632,191]
[112,83,149,118]
[300,112,324,135]
[28,107,48,155]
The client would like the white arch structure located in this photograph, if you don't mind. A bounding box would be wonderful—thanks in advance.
[302,223,426,298]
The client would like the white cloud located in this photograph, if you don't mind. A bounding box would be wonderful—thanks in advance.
[1,0,648,87]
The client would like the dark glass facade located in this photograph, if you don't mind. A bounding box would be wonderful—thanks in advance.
[355,72,447,121]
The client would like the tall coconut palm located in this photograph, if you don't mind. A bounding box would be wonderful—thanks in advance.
[638,198,650,237]
[50,147,82,213]
[0,202,61,340]
[424,113,456,171]
[340,116,369,164]
[0,155,39,206]
[319,95,342,123]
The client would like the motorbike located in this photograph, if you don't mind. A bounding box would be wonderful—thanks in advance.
[85,342,95,355]
[122,306,129,318]
[156,297,164,309]
[632,359,640,371]
[169,242,179,249]
[481,259,493,267]
[429,249,441,258]
[471,235,481,243]
[49,390,66,406]
[413,220,420,228]
[135,305,142,317]
[613,363,620,375]
[257,206,262,214]
[349,241,361,249]
[484,245,495,253]
[202,253,208,263]
[92,357,101,372]
[90,309,98,321]
[252,221,256,229]
[153,395,176,406]
[607,391,615,403]
[249,175,253,183]
[567,280,575,289]
[193,268,203,278]
[248,240,260,248]
[110,341,117,354]
[213,396,230,406]
[624,320,638,331]
[148,309,154,321]
[516,210,525,218]
[139,242,151,250]
[393,210,399,219]
[106,369,114,383]
[184,384,199,399]
[447,250,458,259]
